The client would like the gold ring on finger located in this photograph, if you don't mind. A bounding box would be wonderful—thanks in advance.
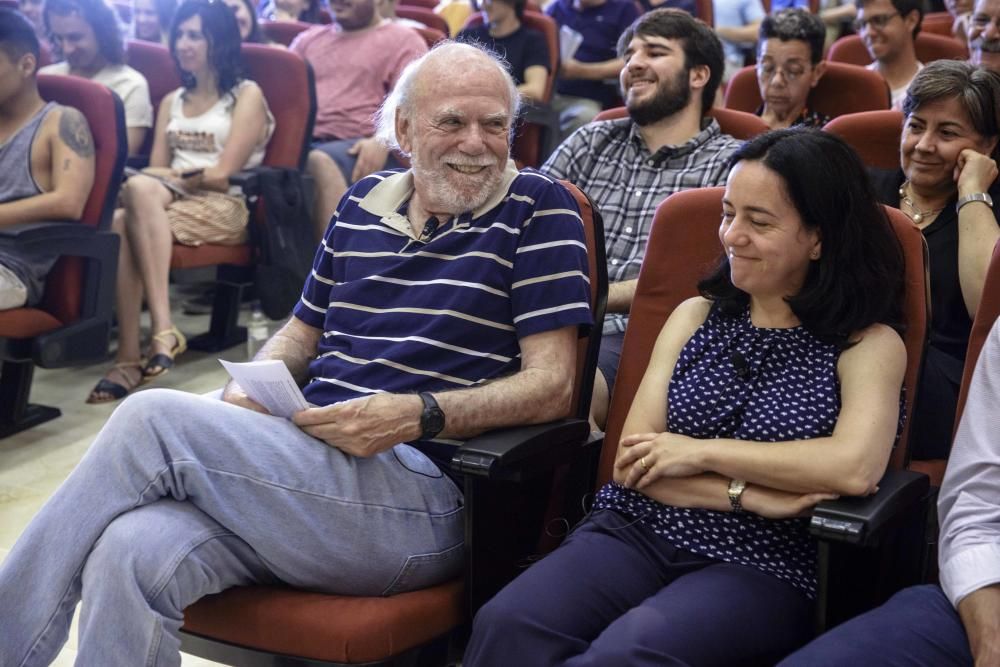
[640,456,650,471]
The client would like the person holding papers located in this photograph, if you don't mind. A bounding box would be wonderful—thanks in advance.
[0,42,591,666]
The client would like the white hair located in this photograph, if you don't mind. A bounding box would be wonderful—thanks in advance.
[373,40,523,154]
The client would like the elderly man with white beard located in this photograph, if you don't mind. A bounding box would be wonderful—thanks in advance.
[969,0,1000,73]
[0,41,593,667]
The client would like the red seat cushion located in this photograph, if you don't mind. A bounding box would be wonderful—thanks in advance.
[0,308,64,339]
[170,244,252,270]
[182,579,464,663]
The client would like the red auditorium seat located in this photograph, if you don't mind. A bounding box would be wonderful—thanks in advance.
[396,5,451,34]
[179,181,608,666]
[823,110,904,170]
[594,105,771,140]
[725,61,891,118]
[828,32,969,66]
[260,19,313,47]
[0,74,127,437]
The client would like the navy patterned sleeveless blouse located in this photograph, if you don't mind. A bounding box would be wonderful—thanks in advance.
[594,303,842,598]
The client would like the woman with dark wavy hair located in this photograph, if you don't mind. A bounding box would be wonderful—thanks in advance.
[88,0,275,403]
[466,129,907,665]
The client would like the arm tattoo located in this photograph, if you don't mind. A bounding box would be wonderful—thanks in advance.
[58,108,95,158]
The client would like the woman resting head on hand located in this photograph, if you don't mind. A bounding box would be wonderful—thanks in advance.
[87,0,274,404]
[463,129,908,667]
[870,59,1000,462]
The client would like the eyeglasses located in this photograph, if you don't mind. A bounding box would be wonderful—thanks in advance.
[756,62,809,82]
[853,11,901,31]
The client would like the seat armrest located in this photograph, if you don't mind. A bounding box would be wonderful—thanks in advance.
[229,169,263,197]
[0,220,92,242]
[451,418,591,481]
[809,468,930,546]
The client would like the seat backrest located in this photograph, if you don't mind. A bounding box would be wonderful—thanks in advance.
[240,44,316,170]
[955,241,1000,426]
[558,180,609,419]
[593,106,770,140]
[400,0,439,8]
[922,11,956,37]
[597,188,928,484]
[725,62,891,118]
[695,0,713,25]
[396,5,452,34]
[829,33,968,66]
[37,74,127,323]
[125,40,182,157]
[414,24,447,46]
[822,110,903,170]
[260,19,312,47]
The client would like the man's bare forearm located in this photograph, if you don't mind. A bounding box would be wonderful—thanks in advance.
[434,366,574,440]
[958,585,1000,665]
[606,279,637,313]
[224,317,320,397]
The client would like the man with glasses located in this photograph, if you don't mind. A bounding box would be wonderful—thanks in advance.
[855,0,923,109]
[755,9,829,129]
[968,0,1000,74]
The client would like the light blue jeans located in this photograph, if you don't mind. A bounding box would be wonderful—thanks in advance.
[0,389,465,667]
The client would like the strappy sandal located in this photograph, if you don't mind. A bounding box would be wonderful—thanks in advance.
[142,326,188,380]
[86,361,145,404]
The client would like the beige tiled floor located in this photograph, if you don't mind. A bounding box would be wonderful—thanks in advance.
[0,304,276,666]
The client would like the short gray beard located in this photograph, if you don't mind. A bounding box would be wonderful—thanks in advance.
[411,151,503,215]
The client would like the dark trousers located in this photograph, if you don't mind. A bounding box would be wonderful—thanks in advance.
[778,585,973,667]
[464,510,814,667]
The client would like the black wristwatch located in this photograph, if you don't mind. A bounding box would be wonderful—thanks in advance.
[418,392,445,440]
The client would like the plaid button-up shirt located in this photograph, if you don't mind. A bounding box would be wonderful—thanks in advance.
[542,117,742,334]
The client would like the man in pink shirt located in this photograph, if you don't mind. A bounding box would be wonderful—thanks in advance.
[293,0,427,236]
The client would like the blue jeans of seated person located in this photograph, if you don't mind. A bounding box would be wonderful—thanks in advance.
[778,585,974,666]
[0,389,464,667]
[313,138,404,185]
[464,509,814,667]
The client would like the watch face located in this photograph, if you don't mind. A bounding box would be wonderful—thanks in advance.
[422,408,445,437]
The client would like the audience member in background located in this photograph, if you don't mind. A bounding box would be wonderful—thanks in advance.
[0,42,590,667]
[291,0,426,238]
[946,0,973,44]
[756,9,829,129]
[220,0,271,43]
[545,0,640,137]
[714,0,766,83]
[457,0,549,104]
[40,0,153,155]
[263,0,324,22]
[17,0,50,53]
[132,0,177,44]
[0,9,94,311]
[377,0,426,28]
[87,0,274,403]
[818,0,857,49]
[855,0,923,110]
[778,316,1000,667]
[466,128,907,667]
[542,9,741,429]
[968,0,1000,74]
[868,60,1000,462]
[638,0,697,17]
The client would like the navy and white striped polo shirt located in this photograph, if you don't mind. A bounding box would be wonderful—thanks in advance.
[292,160,593,471]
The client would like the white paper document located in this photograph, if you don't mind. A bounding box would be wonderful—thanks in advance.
[219,359,309,418]
[559,25,584,63]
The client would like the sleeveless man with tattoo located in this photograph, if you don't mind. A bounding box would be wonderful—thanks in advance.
[0,8,95,310]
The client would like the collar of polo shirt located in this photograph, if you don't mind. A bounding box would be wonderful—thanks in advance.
[359,159,520,237]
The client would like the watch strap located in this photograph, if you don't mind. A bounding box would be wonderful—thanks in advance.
[418,392,444,440]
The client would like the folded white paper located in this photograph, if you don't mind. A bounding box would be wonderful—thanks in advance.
[559,25,584,63]
[219,359,309,418]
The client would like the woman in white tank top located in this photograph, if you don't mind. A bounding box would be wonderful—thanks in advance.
[88,0,275,403]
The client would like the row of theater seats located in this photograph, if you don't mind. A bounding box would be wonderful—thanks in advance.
[0,43,317,438]
[175,161,1000,666]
